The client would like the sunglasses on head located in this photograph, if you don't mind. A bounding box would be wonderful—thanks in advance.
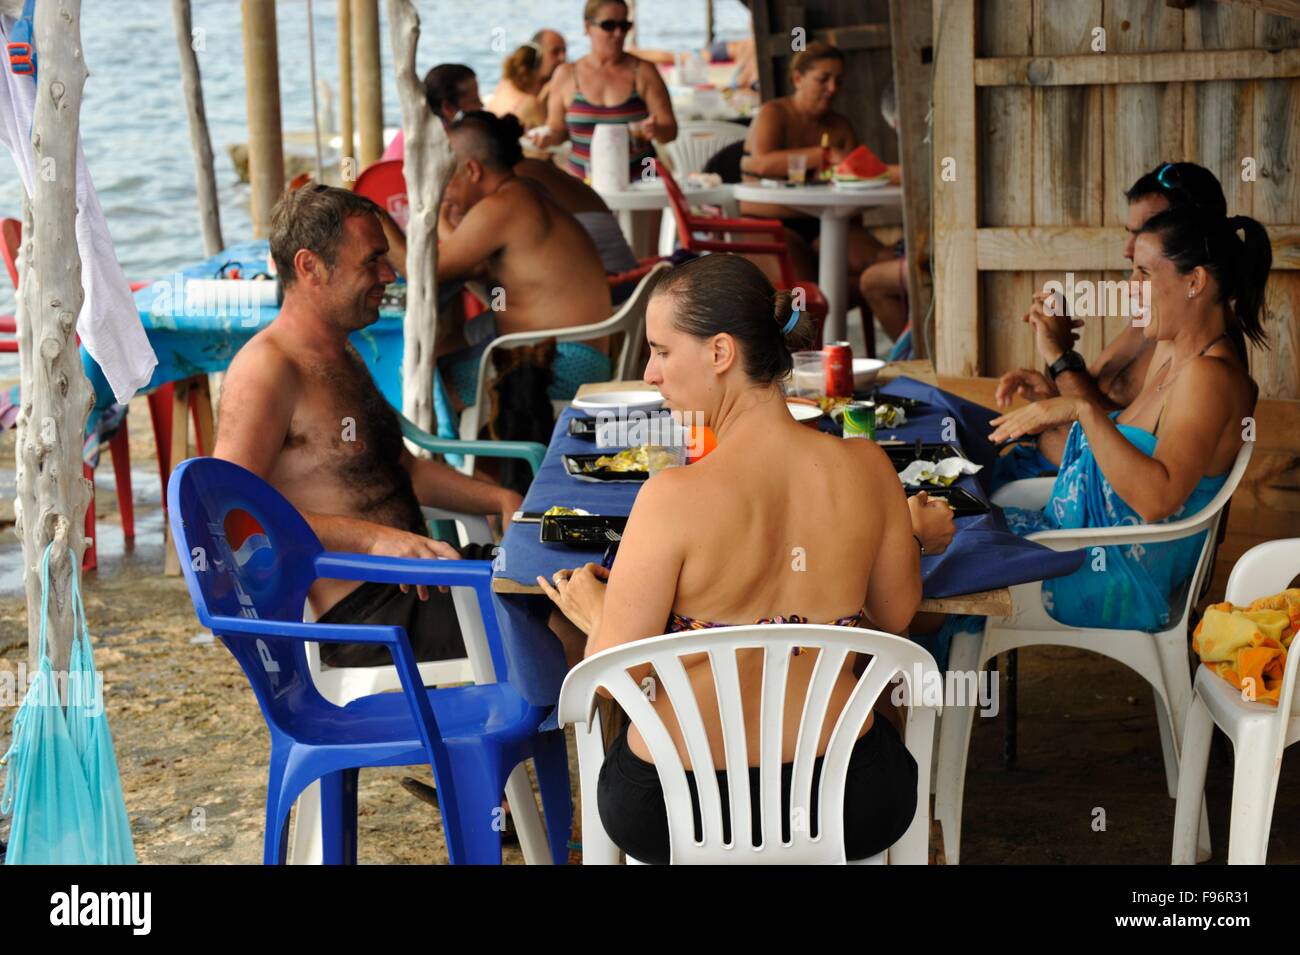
[591,18,633,32]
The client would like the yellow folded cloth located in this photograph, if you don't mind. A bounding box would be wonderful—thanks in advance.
[1192,589,1300,705]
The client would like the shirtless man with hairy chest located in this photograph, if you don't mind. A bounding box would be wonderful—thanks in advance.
[214,185,521,665]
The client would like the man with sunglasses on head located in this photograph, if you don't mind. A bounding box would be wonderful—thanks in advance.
[992,162,1228,480]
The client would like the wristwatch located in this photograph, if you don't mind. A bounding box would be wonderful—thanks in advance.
[1047,350,1087,381]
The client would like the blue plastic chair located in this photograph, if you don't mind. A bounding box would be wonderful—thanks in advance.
[167,457,572,864]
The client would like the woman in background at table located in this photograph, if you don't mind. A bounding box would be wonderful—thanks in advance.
[486,43,549,150]
[738,42,893,289]
[538,253,955,864]
[527,0,678,181]
[914,208,1272,670]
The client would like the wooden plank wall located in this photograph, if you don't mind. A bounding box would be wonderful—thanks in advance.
[936,0,1300,407]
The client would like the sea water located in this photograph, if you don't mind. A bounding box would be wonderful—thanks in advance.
[0,0,753,378]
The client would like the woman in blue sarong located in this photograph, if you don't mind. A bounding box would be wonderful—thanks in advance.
[918,206,1273,669]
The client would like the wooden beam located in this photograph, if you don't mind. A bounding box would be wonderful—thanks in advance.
[240,0,284,237]
[338,0,354,178]
[763,23,892,58]
[1212,0,1300,20]
[977,226,1300,270]
[931,0,979,376]
[975,47,1300,87]
[889,0,933,356]
[353,0,384,168]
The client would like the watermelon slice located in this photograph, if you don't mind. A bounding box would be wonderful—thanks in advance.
[835,144,889,181]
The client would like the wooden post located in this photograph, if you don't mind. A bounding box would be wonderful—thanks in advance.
[240,0,284,238]
[338,0,355,181]
[354,0,384,168]
[388,0,453,434]
[15,0,93,674]
[888,0,933,359]
[930,0,979,376]
[705,0,715,47]
[172,0,224,256]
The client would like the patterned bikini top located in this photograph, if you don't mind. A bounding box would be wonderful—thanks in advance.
[667,608,868,654]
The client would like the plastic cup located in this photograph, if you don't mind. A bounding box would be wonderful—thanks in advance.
[787,153,808,185]
[790,350,825,399]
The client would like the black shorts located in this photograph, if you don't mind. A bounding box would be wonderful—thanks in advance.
[783,215,821,246]
[316,581,466,668]
[596,716,918,864]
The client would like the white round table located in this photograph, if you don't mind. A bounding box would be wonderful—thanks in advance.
[595,179,736,257]
[730,182,903,342]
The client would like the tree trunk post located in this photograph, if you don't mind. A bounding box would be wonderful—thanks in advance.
[355,0,383,168]
[240,0,284,238]
[388,0,452,435]
[172,0,224,257]
[338,0,354,182]
[15,0,93,675]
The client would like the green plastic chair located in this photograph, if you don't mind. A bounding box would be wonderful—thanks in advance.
[393,407,547,477]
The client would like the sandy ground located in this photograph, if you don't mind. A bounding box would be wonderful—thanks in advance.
[2,398,1298,865]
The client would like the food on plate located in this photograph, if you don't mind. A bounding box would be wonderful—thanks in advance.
[834,144,889,182]
[586,445,679,474]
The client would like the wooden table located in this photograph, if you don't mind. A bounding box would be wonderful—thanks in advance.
[495,371,1014,618]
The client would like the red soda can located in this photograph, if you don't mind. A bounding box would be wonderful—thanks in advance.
[824,342,853,398]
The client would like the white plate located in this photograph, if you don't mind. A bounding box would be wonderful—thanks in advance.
[853,358,888,389]
[572,390,664,415]
[787,401,822,423]
[832,177,890,190]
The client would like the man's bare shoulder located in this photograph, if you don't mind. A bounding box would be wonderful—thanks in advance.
[225,327,301,395]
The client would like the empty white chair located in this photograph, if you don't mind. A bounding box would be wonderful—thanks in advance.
[455,262,670,475]
[1173,537,1300,864]
[934,442,1253,864]
[558,624,939,864]
[662,120,749,177]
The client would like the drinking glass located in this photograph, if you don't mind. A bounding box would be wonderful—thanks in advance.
[786,153,808,185]
[790,350,825,399]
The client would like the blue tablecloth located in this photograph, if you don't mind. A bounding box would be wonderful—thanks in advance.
[491,377,1087,714]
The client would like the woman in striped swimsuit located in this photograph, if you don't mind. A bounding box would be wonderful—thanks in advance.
[528,0,677,182]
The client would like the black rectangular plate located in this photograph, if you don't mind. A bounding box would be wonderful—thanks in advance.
[562,454,650,482]
[862,389,928,411]
[540,514,630,547]
[882,443,964,470]
[567,412,672,440]
[907,486,989,518]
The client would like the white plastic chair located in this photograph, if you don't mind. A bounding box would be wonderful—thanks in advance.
[1172,537,1300,864]
[454,262,670,474]
[288,508,554,865]
[934,441,1253,864]
[662,120,749,176]
[557,624,940,864]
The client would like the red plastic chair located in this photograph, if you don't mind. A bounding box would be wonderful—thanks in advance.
[353,158,410,231]
[655,159,830,347]
[1,216,178,571]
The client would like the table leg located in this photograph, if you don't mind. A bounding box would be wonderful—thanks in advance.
[1003,649,1018,768]
[616,208,636,250]
[163,379,191,577]
[190,375,215,456]
[818,213,850,342]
